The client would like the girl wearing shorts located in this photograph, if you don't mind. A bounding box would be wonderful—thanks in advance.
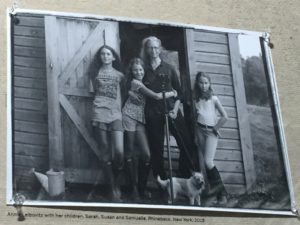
[91,45,124,201]
[122,58,177,201]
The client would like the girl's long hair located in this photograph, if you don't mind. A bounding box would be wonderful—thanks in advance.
[194,72,213,101]
[89,45,122,94]
[95,45,121,70]
[126,57,145,90]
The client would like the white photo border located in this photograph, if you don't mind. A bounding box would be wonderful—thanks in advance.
[6,7,297,216]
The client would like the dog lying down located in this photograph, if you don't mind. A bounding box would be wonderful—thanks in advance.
[157,172,205,206]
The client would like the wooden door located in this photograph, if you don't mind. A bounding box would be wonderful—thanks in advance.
[45,16,119,183]
[185,29,256,194]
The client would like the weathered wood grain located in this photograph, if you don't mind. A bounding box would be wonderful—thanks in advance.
[214,160,244,173]
[14,77,46,89]
[15,15,45,27]
[14,65,45,78]
[229,33,256,192]
[59,94,100,160]
[14,131,48,146]
[14,56,45,69]
[45,16,64,169]
[195,62,231,75]
[193,31,228,44]
[58,22,108,84]
[217,139,240,150]
[195,52,230,65]
[14,155,48,168]
[221,172,245,185]
[193,41,229,54]
[14,120,48,134]
[14,98,47,111]
[14,36,45,48]
[14,87,47,100]
[14,26,45,38]
[212,84,234,96]
[14,109,47,123]
[215,149,242,161]
[14,143,48,157]
[14,45,46,58]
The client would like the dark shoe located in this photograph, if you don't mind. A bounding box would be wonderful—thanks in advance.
[125,159,139,201]
[217,193,228,206]
[138,162,151,199]
[206,166,227,198]
[111,185,122,202]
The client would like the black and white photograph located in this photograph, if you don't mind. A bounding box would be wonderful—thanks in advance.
[7,9,295,214]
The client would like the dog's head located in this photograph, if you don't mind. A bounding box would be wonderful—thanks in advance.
[191,172,205,190]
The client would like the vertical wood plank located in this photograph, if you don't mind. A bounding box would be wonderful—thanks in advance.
[104,22,120,56]
[184,28,208,182]
[228,33,256,192]
[184,29,197,89]
[45,16,64,169]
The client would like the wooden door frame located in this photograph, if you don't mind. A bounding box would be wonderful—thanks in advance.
[45,16,109,170]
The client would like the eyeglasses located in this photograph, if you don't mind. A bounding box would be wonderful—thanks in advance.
[147,46,160,50]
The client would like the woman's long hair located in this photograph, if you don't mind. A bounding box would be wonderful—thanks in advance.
[139,36,162,64]
[194,72,213,101]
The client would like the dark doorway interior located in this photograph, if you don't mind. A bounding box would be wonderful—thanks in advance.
[119,22,188,94]
[119,22,196,174]
[119,22,193,124]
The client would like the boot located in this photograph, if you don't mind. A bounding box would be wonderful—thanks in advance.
[125,159,139,201]
[138,161,151,200]
[207,166,227,206]
[102,162,119,201]
[112,165,123,202]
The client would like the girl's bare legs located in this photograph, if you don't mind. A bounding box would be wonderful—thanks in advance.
[111,131,124,200]
[94,127,116,200]
[124,131,139,200]
[135,130,151,199]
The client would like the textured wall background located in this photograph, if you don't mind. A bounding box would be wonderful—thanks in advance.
[0,0,299,224]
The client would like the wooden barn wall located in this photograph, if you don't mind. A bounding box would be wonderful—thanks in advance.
[185,29,247,194]
[11,15,251,194]
[12,14,48,191]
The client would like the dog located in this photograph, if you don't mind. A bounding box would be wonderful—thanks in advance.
[157,172,205,206]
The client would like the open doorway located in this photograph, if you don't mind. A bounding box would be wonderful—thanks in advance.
[119,22,194,176]
[119,22,189,92]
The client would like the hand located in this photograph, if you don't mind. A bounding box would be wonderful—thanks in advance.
[169,109,178,119]
[213,127,221,137]
[172,89,177,97]
[129,91,142,102]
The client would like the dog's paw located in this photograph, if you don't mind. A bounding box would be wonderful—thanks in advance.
[195,196,201,206]
[196,200,201,206]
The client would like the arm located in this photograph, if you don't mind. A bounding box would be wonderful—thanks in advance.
[136,81,176,100]
[170,67,184,103]
[89,79,94,93]
[213,96,228,134]
[169,99,181,119]
[119,72,127,105]
[169,67,183,119]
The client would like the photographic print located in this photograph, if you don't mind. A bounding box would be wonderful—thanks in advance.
[7,9,295,215]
